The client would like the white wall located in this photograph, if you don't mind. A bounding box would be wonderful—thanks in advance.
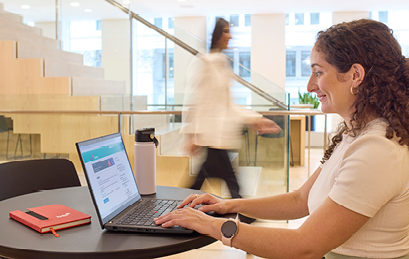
[173,16,207,107]
[251,13,286,108]
[332,12,370,24]
[101,19,130,96]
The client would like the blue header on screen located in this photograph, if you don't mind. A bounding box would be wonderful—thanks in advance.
[81,142,124,163]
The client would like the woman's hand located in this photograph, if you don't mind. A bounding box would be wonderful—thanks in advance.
[154,207,224,236]
[249,117,282,135]
[177,193,232,215]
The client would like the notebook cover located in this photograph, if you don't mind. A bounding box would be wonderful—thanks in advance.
[9,204,91,233]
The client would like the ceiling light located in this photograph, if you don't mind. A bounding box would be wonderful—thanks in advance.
[180,5,193,8]
[84,9,92,12]
[71,2,80,7]
[21,5,30,9]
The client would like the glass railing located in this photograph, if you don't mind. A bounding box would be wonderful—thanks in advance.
[0,0,292,198]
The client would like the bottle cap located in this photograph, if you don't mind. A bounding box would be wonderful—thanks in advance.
[135,128,159,147]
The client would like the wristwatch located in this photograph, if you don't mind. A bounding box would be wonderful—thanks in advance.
[221,219,239,247]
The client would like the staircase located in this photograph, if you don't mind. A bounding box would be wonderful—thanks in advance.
[0,2,125,170]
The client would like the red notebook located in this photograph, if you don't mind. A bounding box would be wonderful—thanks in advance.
[9,204,91,233]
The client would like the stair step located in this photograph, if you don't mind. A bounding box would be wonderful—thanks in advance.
[0,27,58,49]
[44,59,104,78]
[0,11,23,23]
[71,77,126,96]
[17,41,83,65]
[0,15,42,35]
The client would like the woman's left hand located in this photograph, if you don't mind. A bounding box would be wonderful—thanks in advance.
[154,207,222,237]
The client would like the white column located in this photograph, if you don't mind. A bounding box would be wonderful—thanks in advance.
[173,16,207,107]
[251,13,286,109]
[332,12,370,24]
[101,19,130,94]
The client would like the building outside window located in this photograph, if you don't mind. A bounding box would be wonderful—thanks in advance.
[294,13,304,25]
[310,13,320,25]
[230,15,239,27]
[168,18,174,29]
[245,14,251,26]
[239,52,251,77]
[286,51,296,77]
[154,18,162,29]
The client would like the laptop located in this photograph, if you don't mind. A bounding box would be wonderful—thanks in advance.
[75,132,193,234]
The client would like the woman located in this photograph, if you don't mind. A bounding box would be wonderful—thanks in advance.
[180,17,281,223]
[158,19,409,259]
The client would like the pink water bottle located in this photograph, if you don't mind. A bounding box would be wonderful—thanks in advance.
[134,128,159,195]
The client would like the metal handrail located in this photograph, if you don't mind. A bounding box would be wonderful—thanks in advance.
[104,0,287,110]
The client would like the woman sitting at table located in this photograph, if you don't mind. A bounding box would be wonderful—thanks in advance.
[155,19,409,259]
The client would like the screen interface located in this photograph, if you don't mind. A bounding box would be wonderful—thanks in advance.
[78,134,141,223]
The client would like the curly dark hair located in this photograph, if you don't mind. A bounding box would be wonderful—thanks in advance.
[315,19,409,163]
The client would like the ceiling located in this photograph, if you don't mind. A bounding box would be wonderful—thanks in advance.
[1,0,409,22]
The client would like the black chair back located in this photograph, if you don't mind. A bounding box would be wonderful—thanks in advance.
[0,159,81,201]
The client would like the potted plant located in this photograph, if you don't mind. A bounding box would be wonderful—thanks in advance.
[298,91,319,109]
[298,91,319,131]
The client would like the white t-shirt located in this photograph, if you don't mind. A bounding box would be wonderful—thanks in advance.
[308,118,409,258]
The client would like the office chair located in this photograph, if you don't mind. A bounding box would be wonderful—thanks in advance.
[0,116,32,160]
[0,159,81,202]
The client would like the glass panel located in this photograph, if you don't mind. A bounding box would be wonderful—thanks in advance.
[168,18,174,29]
[245,14,251,27]
[295,13,304,25]
[379,11,388,23]
[230,14,239,27]
[239,52,251,77]
[301,51,311,77]
[0,0,291,200]
[310,13,320,25]
[286,51,296,77]
[154,18,163,29]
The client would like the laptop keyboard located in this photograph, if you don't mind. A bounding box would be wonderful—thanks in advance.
[117,199,182,226]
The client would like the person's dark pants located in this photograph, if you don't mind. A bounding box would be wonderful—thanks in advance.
[191,148,241,199]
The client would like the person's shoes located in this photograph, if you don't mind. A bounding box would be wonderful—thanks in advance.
[238,214,256,224]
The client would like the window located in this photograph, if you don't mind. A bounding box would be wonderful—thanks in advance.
[379,11,388,24]
[215,16,224,24]
[162,53,174,78]
[154,18,162,29]
[168,18,174,29]
[239,52,251,77]
[230,15,239,27]
[225,52,234,69]
[310,13,319,25]
[286,51,296,77]
[245,14,251,26]
[301,51,311,76]
[96,20,101,30]
[285,14,289,25]
[295,13,304,25]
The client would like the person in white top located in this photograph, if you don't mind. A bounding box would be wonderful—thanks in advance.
[179,18,281,223]
[156,19,409,259]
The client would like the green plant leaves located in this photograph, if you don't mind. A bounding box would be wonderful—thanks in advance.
[298,90,319,109]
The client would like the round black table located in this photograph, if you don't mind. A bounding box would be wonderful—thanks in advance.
[0,186,228,259]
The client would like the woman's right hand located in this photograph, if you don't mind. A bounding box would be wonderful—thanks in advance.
[177,193,232,215]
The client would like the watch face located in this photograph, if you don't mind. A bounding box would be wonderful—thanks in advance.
[221,220,237,238]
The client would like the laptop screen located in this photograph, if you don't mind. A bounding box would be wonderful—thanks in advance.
[76,133,141,226]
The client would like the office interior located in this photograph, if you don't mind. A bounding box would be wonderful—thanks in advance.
[0,2,408,256]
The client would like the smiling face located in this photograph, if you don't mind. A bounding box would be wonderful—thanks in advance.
[307,46,358,122]
[216,25,232,50]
